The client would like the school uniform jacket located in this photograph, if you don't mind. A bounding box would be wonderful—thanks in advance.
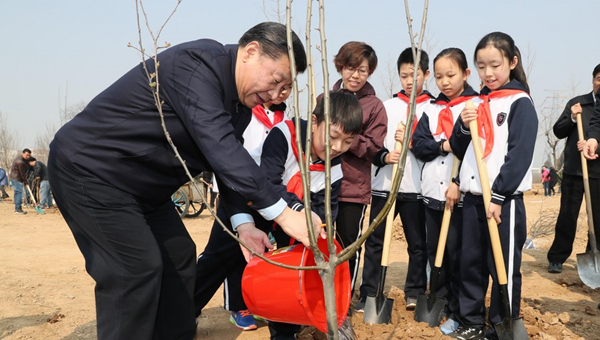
[371,90,435,200]
[450,80,538,205]
[226,103,289,228]
[260,119,343,222]
[556,91,600,178]
[412,88,478,209]
[49,39,286,219]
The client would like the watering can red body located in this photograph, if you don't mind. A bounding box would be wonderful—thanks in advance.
[242,238,351,333]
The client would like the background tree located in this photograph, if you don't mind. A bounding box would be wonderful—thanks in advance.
[0,109,20,171]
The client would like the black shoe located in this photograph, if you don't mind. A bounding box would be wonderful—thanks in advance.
[406,296,417,310]
[548,262,563,273]
[354,297,366,313]
[454,325,484,340]
[14,210,27,215]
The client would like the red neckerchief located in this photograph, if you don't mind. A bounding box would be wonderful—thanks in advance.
[396,92,432,139]
[284,120,325,201]
[279,121,325,246]
[252,105,285,129]
[432,96,476,138]
[476,89,526,158]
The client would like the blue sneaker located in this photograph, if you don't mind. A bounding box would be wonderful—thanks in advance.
[230,309,258,331]
[440,318,459,335]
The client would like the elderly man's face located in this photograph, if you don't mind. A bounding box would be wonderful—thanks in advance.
[236,41,292,108]
[22,152,31,160]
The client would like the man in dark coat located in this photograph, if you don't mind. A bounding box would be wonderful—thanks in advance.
[548,64,600,273]
[48,22,320,340]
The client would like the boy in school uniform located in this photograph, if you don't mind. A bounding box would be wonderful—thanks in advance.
[357,47,434,311]
[259,91,362,339]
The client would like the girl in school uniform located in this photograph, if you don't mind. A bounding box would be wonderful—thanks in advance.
[412,47,478,334]
[449,32,537,340]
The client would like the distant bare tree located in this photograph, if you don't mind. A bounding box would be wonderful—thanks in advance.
[262,0,283,22]
[380,56,399,99]
[423,29,438,92]
[33,122,57,164]
[521,42,536,80]
[0,109,20,171]
[59,101,87,125]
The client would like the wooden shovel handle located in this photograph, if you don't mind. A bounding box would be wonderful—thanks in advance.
[381,121,404,267]
[466,100,509,285]
[576,115,597,247]
[433,156,460,268]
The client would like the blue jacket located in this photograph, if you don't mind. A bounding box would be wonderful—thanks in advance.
[49,39,284,217]
[0,168,7,186]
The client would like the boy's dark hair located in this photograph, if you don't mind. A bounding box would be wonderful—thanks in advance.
[397,47,429,73]
[313,92,362,135]
[27,157,37,162]
[593,63,600,78]
[22,148,32,154]
[434,47,471,90]
[474,32,530,93]
[239,22,307,74]
[333,41,378,75]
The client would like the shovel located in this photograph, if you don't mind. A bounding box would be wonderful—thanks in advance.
[414,156,460,326]
[363,121,405,324]
[575,114,600,289]
[467,100,528,340]
[25,185,44,214]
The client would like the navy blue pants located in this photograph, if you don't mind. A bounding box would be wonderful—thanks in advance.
[424,205,463,319]
[335,201,367,294]
[49,161,197,340]
[458,194,526,328]
[360,194,427,299]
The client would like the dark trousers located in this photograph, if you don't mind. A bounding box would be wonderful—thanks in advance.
[335,202,367,294]
[359,194,427,299]
[195,205,248,315]
[459,194,526,328]
[424,205,463,318]
[548,174,600,264]
[48,161,197,340]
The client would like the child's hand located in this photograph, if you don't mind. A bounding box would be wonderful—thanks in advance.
[237,223,274,262]
[445,182,460,212]
[583,139,599,160]
[487,202,502,224]
[385,150,401,164]
[461,104,478,127]
[394,124,406,143]
[577,140,586,152]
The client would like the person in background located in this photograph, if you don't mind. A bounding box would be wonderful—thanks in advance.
[27,157,54,209]
[0,167,8,201]
[9,148,31,214]
[541,165,550,197]
[328,41,387,297]
[549,63,600,274]
[548,166,558,196]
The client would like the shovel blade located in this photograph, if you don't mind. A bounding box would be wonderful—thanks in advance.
[34,206,45,214]
[577,252,600,289]
[495,317,528,340]
[414,293,446,327]
[363,295,393,324]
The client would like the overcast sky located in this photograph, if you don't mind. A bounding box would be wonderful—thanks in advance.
[1,0,599,166]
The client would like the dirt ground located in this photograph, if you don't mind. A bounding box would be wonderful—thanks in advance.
[1,183,599,340]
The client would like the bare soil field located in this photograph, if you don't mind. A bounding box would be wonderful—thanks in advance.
[1,183,599,340]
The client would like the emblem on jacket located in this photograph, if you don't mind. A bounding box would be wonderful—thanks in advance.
[497,112,507,126]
